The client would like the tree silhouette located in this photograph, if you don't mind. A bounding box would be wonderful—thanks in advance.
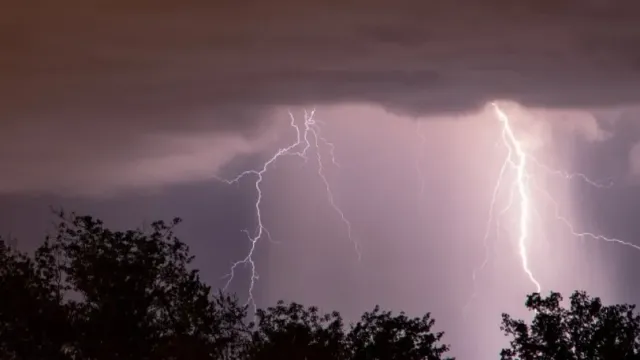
[0,237,70,359]
[348,305,452,360]
[1,213,249,359]
[501,291,640,360]
[0,213,453,360]
[245,301,348,360]
[245,301,452,360]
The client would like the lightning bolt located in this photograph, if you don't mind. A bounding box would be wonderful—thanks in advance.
[466,101,639,310]
[218,109,359,312]
[492,102,541,292]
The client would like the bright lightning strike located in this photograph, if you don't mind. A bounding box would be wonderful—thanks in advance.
[218,109,359,312]
[467,101,639,309]
[492,102,541,292]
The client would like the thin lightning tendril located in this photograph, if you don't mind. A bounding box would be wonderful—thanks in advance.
[218,109,359,313]
[533,181,640,251]
[464,154,512,312]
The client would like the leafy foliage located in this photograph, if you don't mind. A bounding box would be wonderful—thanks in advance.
[0,239,70,359]
[0,212,453,360]
[246,301,348,360]
[1,213,249,360]
[501,291,640,360]
[246,302,452,360]
[348,306,451,360]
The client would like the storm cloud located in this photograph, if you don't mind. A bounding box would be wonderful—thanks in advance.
[2,0,640,193]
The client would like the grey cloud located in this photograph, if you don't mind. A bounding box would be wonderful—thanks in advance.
[4,0,640,121]
[2,0,640,194]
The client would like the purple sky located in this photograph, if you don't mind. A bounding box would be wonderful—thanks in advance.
[3,1,640,359]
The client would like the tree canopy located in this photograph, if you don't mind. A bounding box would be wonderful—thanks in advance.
[501,291,640,360]
[0,214,248,360]
[4,212,640,359]
[0,213,452,360]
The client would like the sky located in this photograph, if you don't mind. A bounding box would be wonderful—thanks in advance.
[3,1,640,358]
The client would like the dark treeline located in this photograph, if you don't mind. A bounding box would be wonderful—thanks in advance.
[2,213,640,360]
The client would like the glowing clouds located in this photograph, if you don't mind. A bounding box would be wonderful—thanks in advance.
[0,115,283,196]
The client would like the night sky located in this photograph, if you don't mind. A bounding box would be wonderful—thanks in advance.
[3,1,640,359]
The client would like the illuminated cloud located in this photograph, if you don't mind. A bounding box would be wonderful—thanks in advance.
[0,116,282,195]
[2,0,639,194]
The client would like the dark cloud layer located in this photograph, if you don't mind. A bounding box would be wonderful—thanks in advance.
[3,0,640,122]
[2,0,640,193]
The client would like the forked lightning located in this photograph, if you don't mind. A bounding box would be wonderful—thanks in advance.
[220,102,636,316]
[467,102,639,308]
[218,109,359,312]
